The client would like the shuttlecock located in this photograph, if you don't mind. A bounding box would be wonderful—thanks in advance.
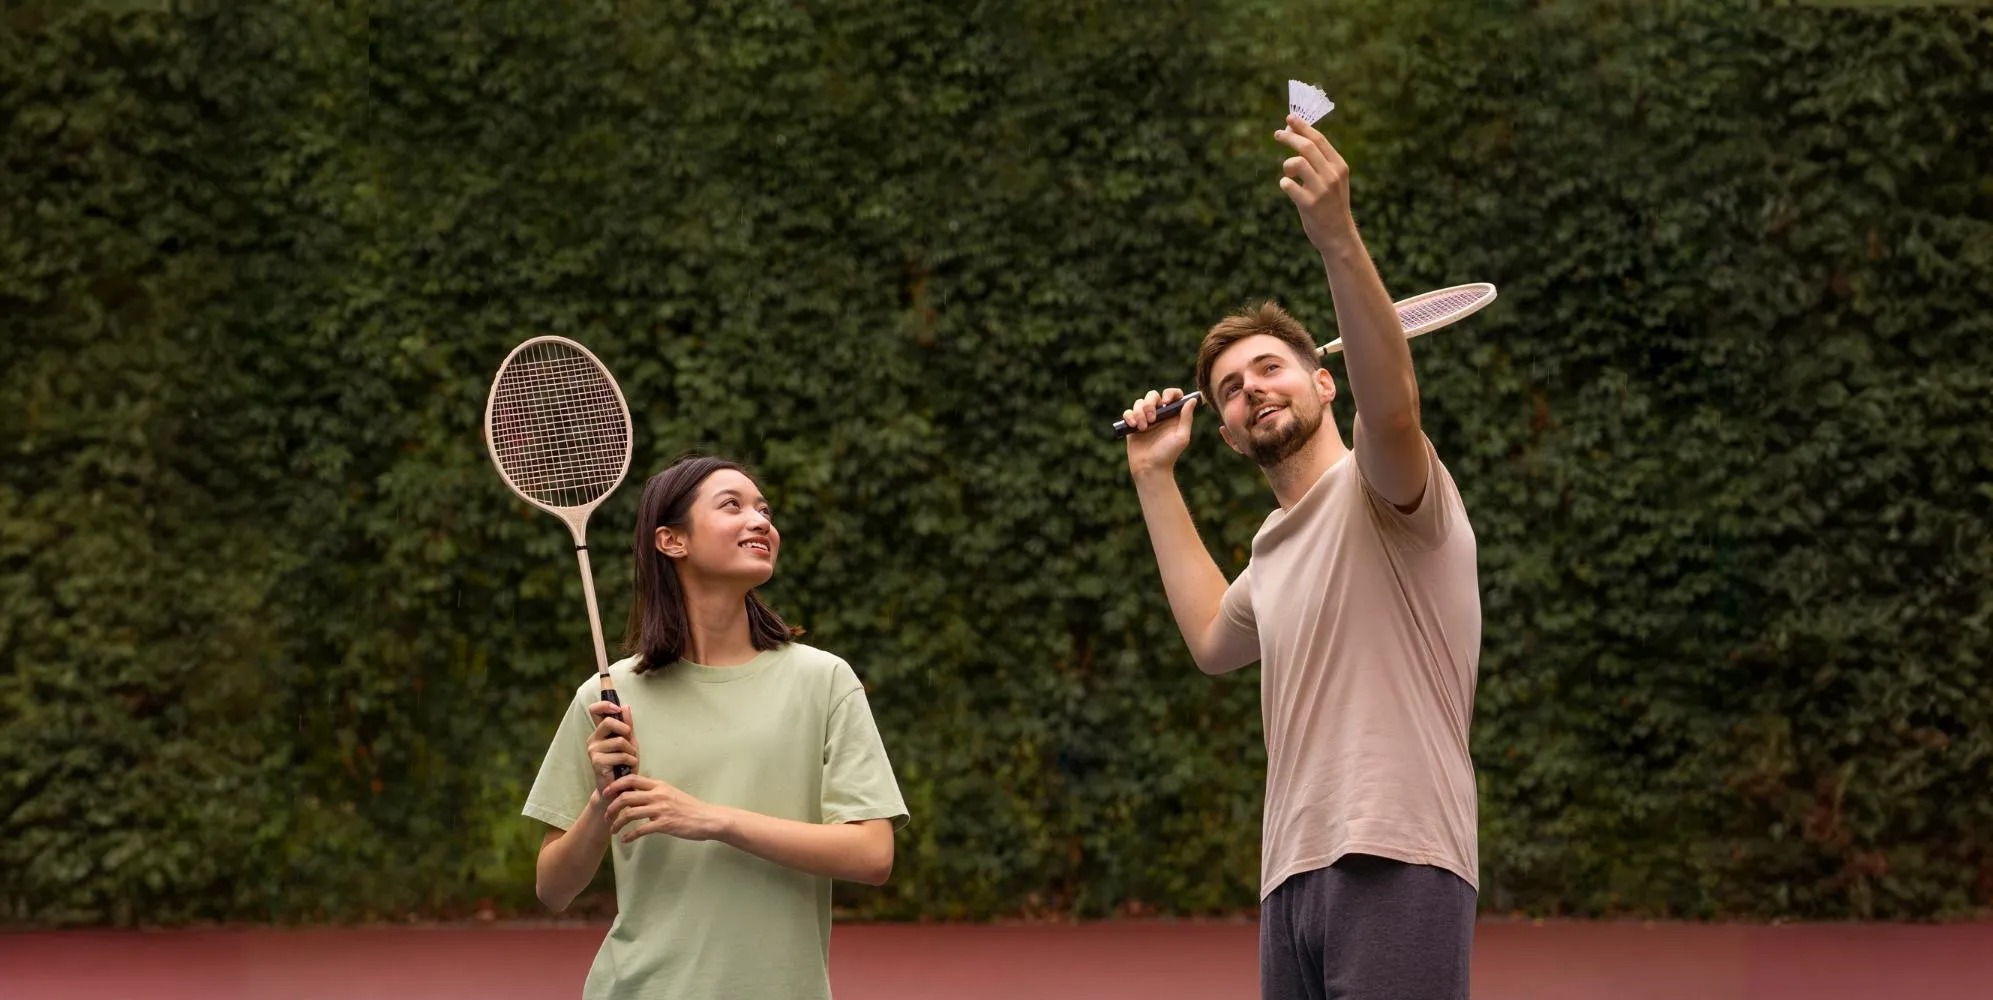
[1288,80,1335,125]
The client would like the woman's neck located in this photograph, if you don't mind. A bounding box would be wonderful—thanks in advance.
[678,578,758,667]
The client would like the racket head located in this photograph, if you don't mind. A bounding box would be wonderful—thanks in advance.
[483,335,635,527]
[1320,282,1497,355]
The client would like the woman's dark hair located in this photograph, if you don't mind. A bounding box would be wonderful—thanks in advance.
[623,454,801,672]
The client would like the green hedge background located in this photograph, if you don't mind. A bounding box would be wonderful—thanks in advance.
[3,0,1988,926]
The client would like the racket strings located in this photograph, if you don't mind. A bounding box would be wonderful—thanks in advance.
[490,342,631,509]
[1400,288,1488,329]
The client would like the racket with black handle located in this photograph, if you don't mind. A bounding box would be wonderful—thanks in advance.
[1110,282,1498,438]
[484,335,637,779]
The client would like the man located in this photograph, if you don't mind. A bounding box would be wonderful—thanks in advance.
[1119,113,1482,999]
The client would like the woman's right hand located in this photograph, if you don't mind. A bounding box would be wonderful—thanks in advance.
[587,699,638,799]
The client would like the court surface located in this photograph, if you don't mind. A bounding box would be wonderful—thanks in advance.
[5,918,1990,999]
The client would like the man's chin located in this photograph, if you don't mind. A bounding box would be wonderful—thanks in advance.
[1246,419,1316,467]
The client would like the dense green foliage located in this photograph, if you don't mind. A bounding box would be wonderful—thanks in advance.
[3,0,1988,926]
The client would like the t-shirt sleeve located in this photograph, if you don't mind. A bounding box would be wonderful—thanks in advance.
[821,663,910,830]
[522,682,597,831]
[1357,433,1466,552]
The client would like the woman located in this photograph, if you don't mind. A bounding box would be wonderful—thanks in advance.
[523,454,908,1000]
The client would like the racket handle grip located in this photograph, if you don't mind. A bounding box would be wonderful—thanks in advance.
[600,687,634,780]
[1109,391,1200,439]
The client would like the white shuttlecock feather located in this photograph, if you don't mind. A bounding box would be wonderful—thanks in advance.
[1288,80,1335,125]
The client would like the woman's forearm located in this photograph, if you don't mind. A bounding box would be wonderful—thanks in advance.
[715,808,893,886]
[536,792,612,910]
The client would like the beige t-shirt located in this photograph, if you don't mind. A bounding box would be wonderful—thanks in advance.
[1218,436,1481,899]
[523,642,908,1000]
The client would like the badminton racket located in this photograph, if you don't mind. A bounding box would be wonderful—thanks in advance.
[1110,282,1497,438]
[484,335,637,778]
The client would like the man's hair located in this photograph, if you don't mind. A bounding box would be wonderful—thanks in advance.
[1195,300,1321,408]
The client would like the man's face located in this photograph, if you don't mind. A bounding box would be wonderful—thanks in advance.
[1209,334,1333,468]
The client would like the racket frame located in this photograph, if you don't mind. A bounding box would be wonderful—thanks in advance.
[483,335,637,776]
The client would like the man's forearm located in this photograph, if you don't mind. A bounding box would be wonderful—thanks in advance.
[716,809,893,886]
[1132,468,1233,671]
[1319,226,1419,428]
[536,793,612,911]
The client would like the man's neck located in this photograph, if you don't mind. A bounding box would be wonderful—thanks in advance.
[1264,424,1350,509]
[678,581,759,667]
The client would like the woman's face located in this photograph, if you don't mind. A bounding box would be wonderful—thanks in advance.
[658,468,779,588]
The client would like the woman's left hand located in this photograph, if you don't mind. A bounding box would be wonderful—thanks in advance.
[603,775,731,844]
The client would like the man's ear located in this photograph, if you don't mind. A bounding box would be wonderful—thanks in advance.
[655,525,687,559]
[1316,366,1336,406]
[1218,423,1245,456]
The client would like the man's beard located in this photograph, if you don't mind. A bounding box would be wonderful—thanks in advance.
[1242,399,1321,468]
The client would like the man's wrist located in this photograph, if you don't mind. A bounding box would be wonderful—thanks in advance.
[1312,218,1363,259]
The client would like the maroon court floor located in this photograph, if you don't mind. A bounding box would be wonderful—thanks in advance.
[4,918,1991,999]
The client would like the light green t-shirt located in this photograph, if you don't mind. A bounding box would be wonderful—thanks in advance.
[523,642,909,1000]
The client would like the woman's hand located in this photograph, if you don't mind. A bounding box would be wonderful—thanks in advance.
[603,774,731,844]
[586,700,637,798]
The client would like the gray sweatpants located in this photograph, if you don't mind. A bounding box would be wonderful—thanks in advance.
[1260,853,1477,1000]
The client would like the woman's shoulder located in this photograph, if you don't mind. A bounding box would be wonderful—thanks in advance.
[773,640,850,674]
[561,655,645,703]
[772,641,865,692]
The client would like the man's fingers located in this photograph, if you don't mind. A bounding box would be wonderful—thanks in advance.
[1283,114,1345,168]
[1282,156,1317,189]
[1275,123,1332,178]
[1126,387,1188,435]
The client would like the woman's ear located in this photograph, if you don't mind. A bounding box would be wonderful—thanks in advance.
[655,525,687,559]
